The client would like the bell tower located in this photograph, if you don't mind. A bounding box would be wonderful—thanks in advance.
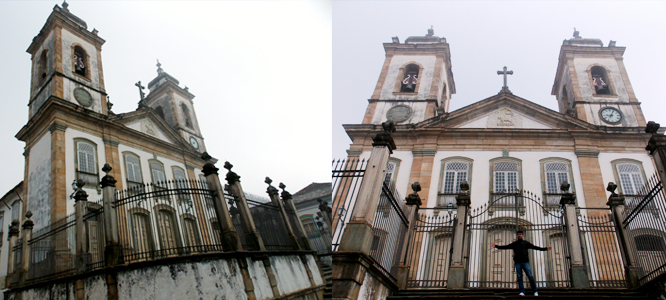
[142,61,206,153]
[26,1,108,119]
[552,29,646,127]
[362,27,456,125]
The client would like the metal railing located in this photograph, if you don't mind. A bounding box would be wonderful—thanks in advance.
[577,208,626,288]
[246,198,296,251]
[27,214,76,283]
[622,173,666,285]
[405,208,456,288]
[332,158,367,251]
[115,180,222,264]
[370,181,408,281]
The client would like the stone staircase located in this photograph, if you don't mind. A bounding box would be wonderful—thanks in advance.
[387,288,650,299]
[320,262,332,299]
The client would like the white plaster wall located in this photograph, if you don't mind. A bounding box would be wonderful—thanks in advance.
[598,152,656,197]
[62,80,103,114]
[60,30,101,88]
[65,128,106,215]
[124,119,173,144]
[371,101,428,124]
[581,102,639,127]
[305,254,324,285]
[30,80,53,117]
[246,257,274,300]
[31,31,54,95]
[116,259,248,300]
[269,255,312,296]
[380,55,437,100]
[28,132,52,230]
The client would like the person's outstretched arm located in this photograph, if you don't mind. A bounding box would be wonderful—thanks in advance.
[491,242,515,249]
[526,241,552,251]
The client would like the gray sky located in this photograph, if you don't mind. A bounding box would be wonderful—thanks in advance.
[0,1,331,197]
[333,1,666,159]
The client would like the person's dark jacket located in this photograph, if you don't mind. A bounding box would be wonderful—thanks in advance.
[494,239,547,263]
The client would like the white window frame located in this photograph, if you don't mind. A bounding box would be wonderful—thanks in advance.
[540,158,575,207]
[75,139,99,187]
[437,157,473,208]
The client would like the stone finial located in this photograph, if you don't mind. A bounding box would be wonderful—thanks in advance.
[279,183,292,201]
[406,182,422,206]
[560,181,571,192]
[62,0,69,11]
[502,148,509,157]
[411,182,422,193]
[573,27,580,38]
[607,182,618,195]
[92,28,98,35]
[381,120,396,133]
[25,211,32,220]
[608,40,616,47]
[265,177,272,185]
[265,177,278,194]
[202,152,212,161]
[426,25,434,37]
[391,37,400,44]
[184,86,189,92]
[646,121,660,134]
[224,161,240,184]
[75,179,85,191]
[156,59,163,74]
[23,211,34,230]
[202,152,219,176]
[101,163,117,188]
[460,181,470,193]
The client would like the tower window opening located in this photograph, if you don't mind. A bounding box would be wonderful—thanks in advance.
[400,64,420,92]
[155,106,165,120]
[73,46,87,77]
[591,66,611,95]
[38,50,48,85]
[181,103,192,128]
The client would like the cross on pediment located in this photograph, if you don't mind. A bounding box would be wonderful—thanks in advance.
[497,66,513,93]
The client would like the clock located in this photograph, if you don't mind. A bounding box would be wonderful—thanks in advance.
[73,88,92,107]
[189,137,199,149]
[386,105,412,123]
[599,107,622,124]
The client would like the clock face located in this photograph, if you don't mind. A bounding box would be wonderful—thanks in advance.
[599,107,622,124]
[73,88,92,107]
[386,105,412,123]
[189,137,199,149]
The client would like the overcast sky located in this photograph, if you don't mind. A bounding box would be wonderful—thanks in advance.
[333,1,666,159]
[0,1,331,197]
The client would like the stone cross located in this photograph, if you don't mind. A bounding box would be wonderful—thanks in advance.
[135,81,145,101]
[497,66,513,90]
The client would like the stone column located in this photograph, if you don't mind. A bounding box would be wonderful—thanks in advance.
[397,182,422,289]
[19,212,34,285]
[265,178,301,250]
[280,182,312,251]
[5,220,19,287]
[202,155,242,252]
[448,182,471,289]
[338,121,396,254]
[606,182,640,288]
[560,182,590,288]
[223,161,265,251]
[101,164,122,267]
[74,180,91,273]
[645,121,666,185]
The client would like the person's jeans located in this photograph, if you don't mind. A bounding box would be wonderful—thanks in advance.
[515,262,537,293]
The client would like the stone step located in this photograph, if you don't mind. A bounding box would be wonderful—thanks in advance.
[388,288,648,300]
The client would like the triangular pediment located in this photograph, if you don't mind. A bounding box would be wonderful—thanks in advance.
[115,108,187,147]
[456,106,555,129]
[123,117,175,144]
[419,92,597,131]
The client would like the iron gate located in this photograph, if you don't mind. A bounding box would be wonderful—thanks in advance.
[465,191,570,289]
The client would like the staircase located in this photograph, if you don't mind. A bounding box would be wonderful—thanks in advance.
[387,288,649,299]
[320,262,332,298]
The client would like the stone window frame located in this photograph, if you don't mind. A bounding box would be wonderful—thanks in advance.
[71,43,91,81]
[171,166,190,203]
[10,200,20,223]
[488,157,524,207]
[181,103,193,129]
[148,159,167,187]
[393,62,424,95]
[436,157,474,209]
[153,203,183,254]
[300,215,321,238]
[611,159,648,195]
[74,138,99,188]
[127,207,156,256]
[123,151,144,190]
[384,158,401,188]
[586,64,616,96]
[539,158,576,208]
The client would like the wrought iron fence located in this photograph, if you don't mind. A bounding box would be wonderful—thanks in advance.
[84,199,106,271]
[11,238,22,285]
[115,179,222,264]
[332,158,367,251]
[27,214,76,283]
[246,198,296,251]
[370,181,408,280]
[622,173,666,285]
[404,208,456,288]
[223,192,256,251]
[466,191,569,289]
[577,208,626,288]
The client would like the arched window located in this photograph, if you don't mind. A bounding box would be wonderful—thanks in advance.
[612,159,649,209]
[181,103,192,128]
[155,106,165,120]
[155,205,181,255]
[181,213,201,250]
[172,166,190,202]
[540,159,575,207]
[400,64,420,92]
[490,158,522,207]
[73,46,87,77]
[149,160,166,185]
[123,152,143,191]
[37,50,48,85]
[75,139,98,187]
[383,158,401,187]
[591,66,611,95]
[635,234,666,252]
[129,208,154,258]
[438,157,473,208]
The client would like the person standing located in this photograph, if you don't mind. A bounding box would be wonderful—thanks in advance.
[491,230,552,297]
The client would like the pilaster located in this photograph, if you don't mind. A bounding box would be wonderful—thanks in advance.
[408,149,437,207]
[49,121,68,223]
[574,149,606,211]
